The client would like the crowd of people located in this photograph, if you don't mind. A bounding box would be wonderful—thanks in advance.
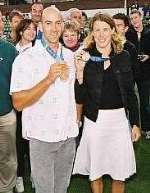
[0,1,150,193]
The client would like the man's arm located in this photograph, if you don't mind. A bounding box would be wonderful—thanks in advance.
[12,63,62,111]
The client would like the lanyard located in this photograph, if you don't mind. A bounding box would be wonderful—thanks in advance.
[41,36,64,61]
[90,56,110,62]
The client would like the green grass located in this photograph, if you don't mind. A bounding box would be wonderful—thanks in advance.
[23,136,150,193]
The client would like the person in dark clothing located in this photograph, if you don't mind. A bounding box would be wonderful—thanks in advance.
[113,13,140,83]
[73,13,141,193]
[126,10,150,138]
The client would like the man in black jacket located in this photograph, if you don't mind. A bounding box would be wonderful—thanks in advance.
[113,13,140,83]
[126,10,150,138]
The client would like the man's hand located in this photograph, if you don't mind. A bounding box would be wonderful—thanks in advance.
[138,54,149,62]
[131,125,141,142]
[46,63,62,84]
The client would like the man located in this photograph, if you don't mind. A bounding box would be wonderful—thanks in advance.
[10,6,78,193]
[126,10,150,138]
[31,1,44,39]
[113,13,140,83]
[0,39,18,193]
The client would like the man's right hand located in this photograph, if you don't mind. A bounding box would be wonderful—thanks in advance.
[46,63,62,84]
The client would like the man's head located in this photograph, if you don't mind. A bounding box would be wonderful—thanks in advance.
[31,2,44,24]
[67,8,82,30]
[113,13,130,36]
[130,10,143,30]
[41,7,64,46]
[9,11,24,31]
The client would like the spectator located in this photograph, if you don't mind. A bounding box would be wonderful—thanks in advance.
[113,13,140,83]
[0,38,18,193]
[81,11,89,38]
[62,20,81,52]
[126,9,150,139]
[31,1,44,39]
[66,8,86,42]
[142,3,150,17]
[8,11,24,43]
[14,19,37,193]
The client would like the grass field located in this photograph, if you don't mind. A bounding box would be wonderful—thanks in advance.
[23,136,150,193]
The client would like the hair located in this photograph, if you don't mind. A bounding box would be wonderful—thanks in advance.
[15,19,37,44]
[9,11,24,22]
[130,9,142,16]
[32,1,43,7]
[65,8,82,20]
[63,20,80,35]
[84,13,124,54]
[82,11,88,20]
[113,13,130,27]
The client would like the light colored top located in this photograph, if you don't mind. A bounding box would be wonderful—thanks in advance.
[10,40,78,142]
[16,42,32,53]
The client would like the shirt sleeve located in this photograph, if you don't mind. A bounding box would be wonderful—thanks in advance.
[10,53,32,94]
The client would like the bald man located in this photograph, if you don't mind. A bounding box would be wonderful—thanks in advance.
[10,7,78,193]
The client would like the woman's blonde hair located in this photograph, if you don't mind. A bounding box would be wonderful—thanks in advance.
[63,20,80,35]
[84,13,124,54]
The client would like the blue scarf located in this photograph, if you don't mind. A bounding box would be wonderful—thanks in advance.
[41,36,64,61]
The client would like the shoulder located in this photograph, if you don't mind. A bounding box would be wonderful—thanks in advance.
[63,46,74,60]
[113,50,132,70]
[0,39,18,63]
[0,39,17,52]
[143,24,150,35]
[124,41,137,54]
[116,50,130,59]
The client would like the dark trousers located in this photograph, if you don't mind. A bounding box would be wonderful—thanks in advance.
[16,112,30,177]
[137,79,150,131]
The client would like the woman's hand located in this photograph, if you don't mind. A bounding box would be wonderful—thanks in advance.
[74,50,90,84]
[131,125,141,142]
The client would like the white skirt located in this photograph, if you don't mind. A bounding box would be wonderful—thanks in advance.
[73,108,136,181]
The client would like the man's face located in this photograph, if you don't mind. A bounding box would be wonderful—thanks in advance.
[130,13,142,29]
[31,4,43,23]
[70,11,82,29]
[113,19,128,36]
[42,10,64,45]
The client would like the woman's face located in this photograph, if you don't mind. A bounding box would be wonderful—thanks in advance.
[92,20,113,49]
[21,23,36,43]
[62,29,79,48]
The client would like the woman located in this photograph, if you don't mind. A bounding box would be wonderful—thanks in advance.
[15,18,37,52]
[14,19,37,193]
[73,13,141,193]
[62,20,81,52]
